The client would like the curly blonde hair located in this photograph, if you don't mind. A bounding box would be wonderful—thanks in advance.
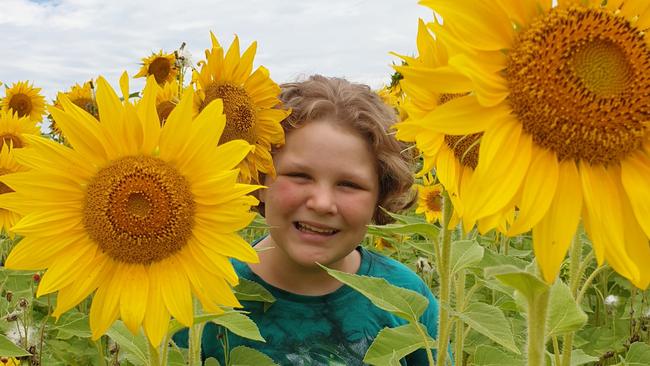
[275,75,415,225]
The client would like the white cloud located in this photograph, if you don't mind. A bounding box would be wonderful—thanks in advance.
[0,0,433,101]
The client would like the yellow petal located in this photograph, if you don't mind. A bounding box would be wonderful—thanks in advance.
[448,54,509,107]
[120,264,149,334]
[619,183,650,289]
[620,151,650,238]
[507,145,559,236]
[532,160,582,284]
[136,76,162,154]
[152,257,193,327]
[5,232,87,270]
[49,99,108,164]
[159,89,195,162]
[36,242,97,296]
[143,266,171,347]
[53,254,113,318]
[193,228,258,263]
[394,65,473,94]
[420,95,508,135]
[89,268,122,339]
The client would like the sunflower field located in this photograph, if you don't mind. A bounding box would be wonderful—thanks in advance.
[1,0,649,365]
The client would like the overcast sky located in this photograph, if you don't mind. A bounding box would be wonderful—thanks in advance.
[0,0,433,103]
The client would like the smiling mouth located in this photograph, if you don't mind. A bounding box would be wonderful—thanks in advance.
[294,222,339,236]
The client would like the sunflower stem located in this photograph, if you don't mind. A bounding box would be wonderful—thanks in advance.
[454,269,467,365]
[188,299,205,366]
[147,342,161,366]
[561,232,583,366]
[527,287,550,366]
[435,191,453,366]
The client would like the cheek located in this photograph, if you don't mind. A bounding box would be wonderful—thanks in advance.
[266,179,303,213]
[339,193,377,225]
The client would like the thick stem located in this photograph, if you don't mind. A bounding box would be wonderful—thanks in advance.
[435,191,454,366]
[527,289,550,366]
[561,234,582,366]
[148,342,161,366]
[188,299,204,366]
[454,269,467,365]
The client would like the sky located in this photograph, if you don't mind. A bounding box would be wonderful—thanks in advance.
[0,0,434,103]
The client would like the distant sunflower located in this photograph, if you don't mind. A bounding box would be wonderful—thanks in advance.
[415,174,443,224]
[193,33,289,183]
[51,81,99,137]
[135,50,178,85]
[155,80,181,125]
[420,0,650,287]
[0,144,26,236]
[0,75,261,346]
[393,20,511,233]
[2,81,46,122]
[0,110,40,150]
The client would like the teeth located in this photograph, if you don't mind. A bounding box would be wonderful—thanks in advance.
[297,222,337,235]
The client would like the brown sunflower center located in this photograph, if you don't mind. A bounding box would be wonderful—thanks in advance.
[83,155,195,264]
[156,100,176,125]
[148,57,173,84]
[425,189,442,212]
[0,134,23,150]
[507,7,649,165]
[444,134,482,170]
[8,93,32,118]
[201,83,257,144]
[0,168,14,195]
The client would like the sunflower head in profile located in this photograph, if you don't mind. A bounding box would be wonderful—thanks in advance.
[155,80,182,125]
[134,50,179,85]
[193,32,289,183]
[415,174,443,224]
[50,81,99,137]
[419,0,650,287]
[0,144,26,237]
[1,81,46,122]
[0,109,40,151]
[0,73,261,346]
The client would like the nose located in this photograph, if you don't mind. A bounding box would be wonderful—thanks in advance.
[305,184,338,215]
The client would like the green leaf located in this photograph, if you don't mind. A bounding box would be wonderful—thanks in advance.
[204,357,221,366]
[229,346,278,366]
[49,311,92,339]
[472,345,525,366]
[485,265,549,304]
[625,342,650,365]
[233,278,276,304]
[546,281,587,337]
[367,221,440,239]
[105,320,148,365]
[167,313,226,336]
[166,345,189,366]
[456,302,520,354]
[0,333,31,356]
[211,311,265,342]
[566,349,599,366]
[403,240,436,256]
[363,323,436,366]
[321,266,429,323]
[450,240,484,275]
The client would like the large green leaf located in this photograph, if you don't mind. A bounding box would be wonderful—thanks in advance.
[363,323,436,366]
[211,311,265,342]
[233,278,276,304]
[450,240,484,275]
[546,281,587,337]
[367,221,440,239]
[49,310,92,339]
[403,240,437,256]
[0,333,31,357]
[624,342,650,366]
[105,320,148,365]
[472,345,524,366]
[456,302,520,354]
[321,266,429,323]
[229,346,278,366]
[566,349,599,366]
[168,313,226,336]
[485,265,549,304]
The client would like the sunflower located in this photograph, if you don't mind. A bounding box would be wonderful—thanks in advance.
[418,0,650,287]
[193,33,289,183]
[377,75,408,122]
[393,20,511,233]
[134,50,178,85]
[2,81,46,122]
[0,110,40,150]
[0,74,261,346]
[415,174,444,224]
[155,80,181,125]
[50,81,99,137]
[0,144,26,236]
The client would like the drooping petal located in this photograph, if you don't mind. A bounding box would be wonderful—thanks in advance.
[620,151,650,238]
[119,264,149,334]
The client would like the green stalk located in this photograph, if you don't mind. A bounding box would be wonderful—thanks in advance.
[188,299,205,366]
[561,234,583,366]
[435,191,453,366]
[148,342,161,366]
[160,331,172,366]
[454,269,467,365]
[527,289,550,366]
[95,337,108,366]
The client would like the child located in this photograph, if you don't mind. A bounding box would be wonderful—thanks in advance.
[180,75,440,365]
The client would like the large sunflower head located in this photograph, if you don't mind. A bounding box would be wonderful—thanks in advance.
[1,81,46,122]
[134,50,179,85]
[0,74,262,346]
[419,0,650,287]
[193,32,289,183]
[0,109,40,151]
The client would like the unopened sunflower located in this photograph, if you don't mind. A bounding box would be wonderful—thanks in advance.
[419,0,650,287]
[0,74,261,346]
[2,81,46,122]
[135,50,178,85]
[193,33,289,183]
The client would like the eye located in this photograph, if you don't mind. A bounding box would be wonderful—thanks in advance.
[339,181,363,189]
[284,172,310,180]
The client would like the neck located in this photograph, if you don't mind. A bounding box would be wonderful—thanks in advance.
[249,236,361,296]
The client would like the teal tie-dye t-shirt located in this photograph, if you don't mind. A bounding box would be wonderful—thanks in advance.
[176,246,440,365]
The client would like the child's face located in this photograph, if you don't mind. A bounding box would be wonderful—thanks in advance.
[261,119,379,269]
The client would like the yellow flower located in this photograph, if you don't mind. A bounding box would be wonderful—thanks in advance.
[415,174,443,224]
[374,236,394,251]
[134,50,178,85]
[155,80,182,125]
[193,33,289,183]
[0,144,26,236]
[418,0,650,287]
[0,74,261,346]
[51,81,99,137]
[2,81,46,122]
[393,20,511,233]
[377,78,408,122]
[0,110,40,150]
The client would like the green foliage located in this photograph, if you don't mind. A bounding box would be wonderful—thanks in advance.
[228,345,279,366]
[211,311,265,342]
[455,302,519,354]
[363,323,436,366]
